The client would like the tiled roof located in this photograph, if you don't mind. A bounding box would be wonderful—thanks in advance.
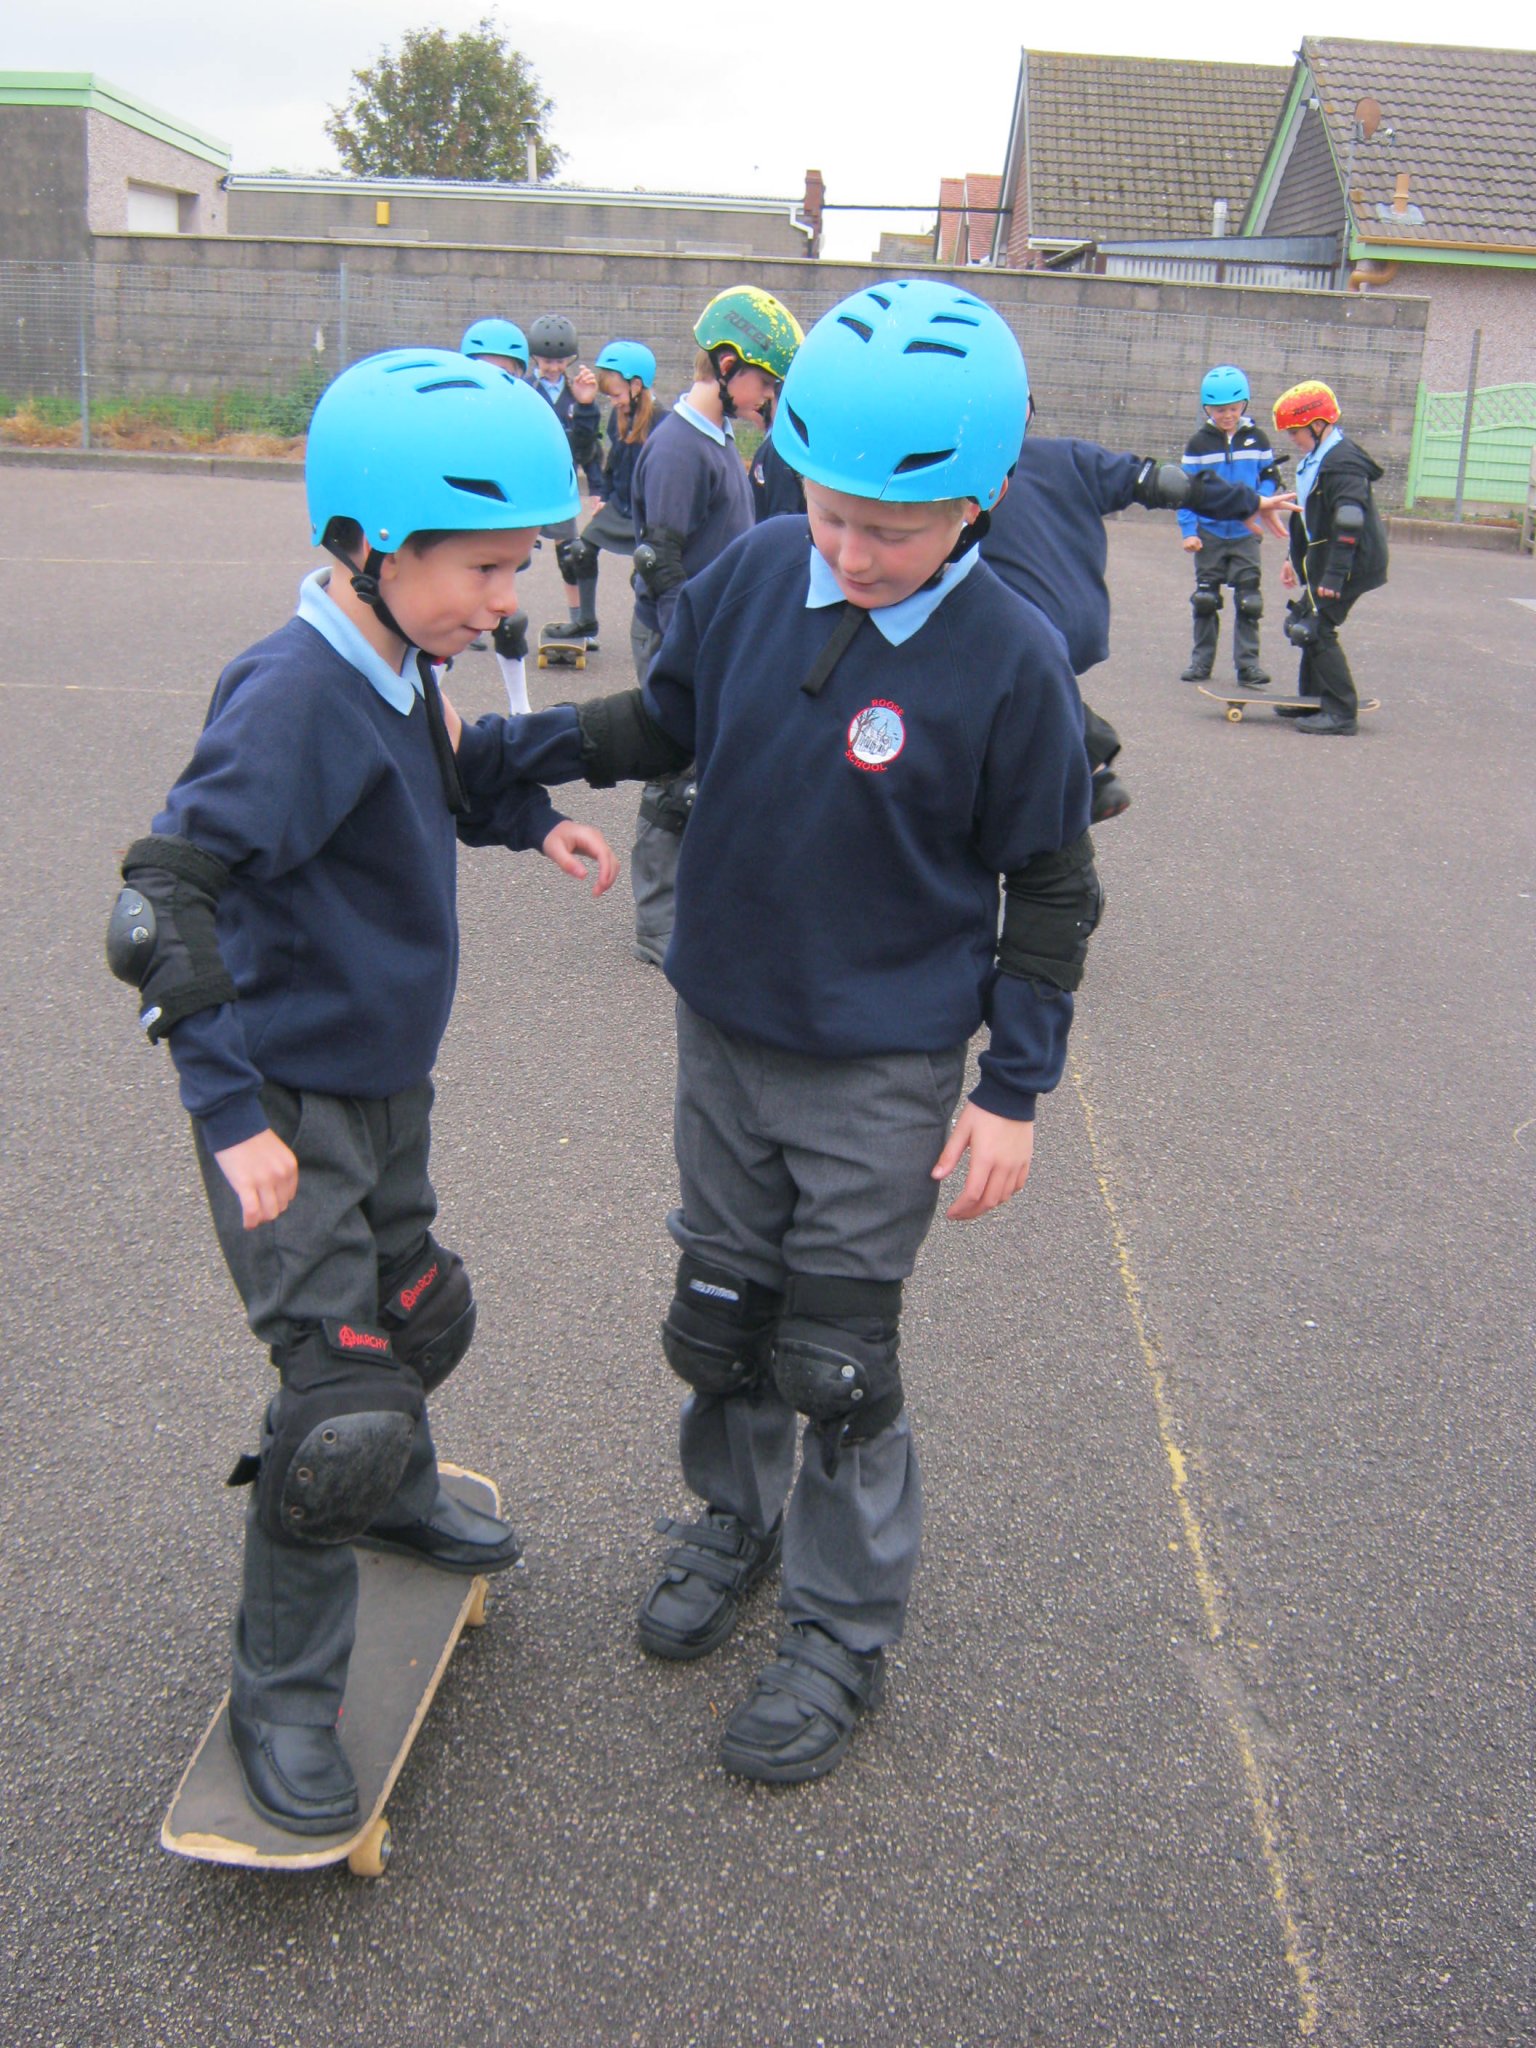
[1020,50,1290,242]
[1304,38,1536,251]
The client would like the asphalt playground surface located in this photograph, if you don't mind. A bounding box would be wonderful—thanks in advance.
[2,466,1532,2048]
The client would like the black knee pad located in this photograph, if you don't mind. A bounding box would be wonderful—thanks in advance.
[770,1275,905,1444]
[661,1255,782,1399]
[555,534,599,584]
[492,610,529,662]
[1236,584,1264,621]
[1191,586,1222,618]
[379,1235,476,1393]
[254,1321,424,1546]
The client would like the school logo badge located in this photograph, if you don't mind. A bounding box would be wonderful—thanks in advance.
[846,700,906,773]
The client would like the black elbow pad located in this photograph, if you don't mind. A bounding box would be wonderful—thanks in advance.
[998,832,1104,993]
[1132,459,1195,511]
[632,525,686,598]
[107,834,237,1042]
[574,690,694,788]
[1334,500,1365,539]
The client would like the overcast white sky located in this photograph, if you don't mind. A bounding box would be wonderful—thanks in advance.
[10,1,1531,258]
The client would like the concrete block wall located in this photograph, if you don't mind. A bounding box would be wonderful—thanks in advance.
[78,235,1430,499]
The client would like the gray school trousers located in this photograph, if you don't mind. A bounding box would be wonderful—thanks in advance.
[666,1001,968,1653]
[194,1080,449,1725]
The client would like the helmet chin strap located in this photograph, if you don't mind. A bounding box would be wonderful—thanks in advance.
[323,538,411,645]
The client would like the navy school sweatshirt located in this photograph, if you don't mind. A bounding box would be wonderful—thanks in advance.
[629,404,754,635]
[640,517,1091,1119]
[153,617,575,1152]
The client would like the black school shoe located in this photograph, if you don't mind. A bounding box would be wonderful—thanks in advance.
[227,1708,359,1835]
[1294,711,1358,736]
[637,1508,782,1661]
[720,1624,886,1784]
[356,1488,523,1574]
[1236,666,1270,687]
[1180,663,1212,682]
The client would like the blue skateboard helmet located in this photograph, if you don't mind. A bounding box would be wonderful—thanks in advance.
[594,340,657,388]
[771,279,1027,508]
[1200,365,1250,408]
[306,348,579,549]
[460,317,530,369]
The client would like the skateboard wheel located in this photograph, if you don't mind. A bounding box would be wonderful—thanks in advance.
[348,1817,392,1879]
[575,653,586,670]
[465,1579,489,1629]
[1226,706,1243,722]
[537,651,549,668]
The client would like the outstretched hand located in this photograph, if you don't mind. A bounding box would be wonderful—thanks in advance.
[931,1102,1035,1221]
[542,819,618,895]
[215,1129,299,1231]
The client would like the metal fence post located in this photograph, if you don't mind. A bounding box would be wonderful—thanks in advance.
[338,258,348,369]
[77,266,91,451]
[1452,328,1482,523]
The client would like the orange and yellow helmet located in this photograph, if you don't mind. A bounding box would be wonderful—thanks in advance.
[1273,381,1341,434]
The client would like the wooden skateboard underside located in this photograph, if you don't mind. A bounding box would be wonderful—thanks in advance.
[1198,686,1380,723]
[161,1465,497,1875]
[537,640,587,669]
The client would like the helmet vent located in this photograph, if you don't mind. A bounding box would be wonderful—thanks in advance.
[785,401,810,446]
[837,316,874,342]
[867,290,892,310]
[904,340,966,359]
[893,448,954,475]
[931,313,981,328]
[444,476,509,502]
[418,378,480,394]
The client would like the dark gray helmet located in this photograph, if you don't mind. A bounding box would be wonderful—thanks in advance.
[527,314,579,360]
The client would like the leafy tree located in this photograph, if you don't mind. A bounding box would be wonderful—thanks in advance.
[325,18,562,182]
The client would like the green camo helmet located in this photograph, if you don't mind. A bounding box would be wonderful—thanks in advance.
[693,288,803,383]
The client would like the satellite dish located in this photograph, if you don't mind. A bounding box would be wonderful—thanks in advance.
[1355,97,1382,138]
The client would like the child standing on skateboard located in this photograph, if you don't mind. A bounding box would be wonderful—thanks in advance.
[108,348,615,1835]
[1178,365,1284,685]
[547,279,1100,1779]
[1273,380,1389,736]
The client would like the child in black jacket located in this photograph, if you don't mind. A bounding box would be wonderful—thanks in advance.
[1273,381,1389,735]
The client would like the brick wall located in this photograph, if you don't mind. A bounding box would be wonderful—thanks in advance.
[80,233,1429,499]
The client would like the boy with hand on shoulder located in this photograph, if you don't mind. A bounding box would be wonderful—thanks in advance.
[547,280,1100,1781]
[107,348,615,1836]
[1273,379,1389,736]
[1178,365,1284,686]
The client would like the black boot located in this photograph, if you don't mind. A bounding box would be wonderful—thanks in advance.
[637,1508,781,1660]
[719,1624,886,1784]
[356,1486,522,1574]
[1294,710,1357,736]
[227,1708,359,1835]
[1180,661,1212,682]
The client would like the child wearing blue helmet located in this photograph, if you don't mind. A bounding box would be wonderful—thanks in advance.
[528,280,1099,1780]
[1178,364,1285,685]
[106,348,615,1835]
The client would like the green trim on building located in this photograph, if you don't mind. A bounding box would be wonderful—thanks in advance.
[1348,236,1536,271]
[1241,64,1311,235]
[0,72,230,169]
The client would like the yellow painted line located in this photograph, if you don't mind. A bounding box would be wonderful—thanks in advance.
[0,681,209,695]
[1071,1059,1322,2039]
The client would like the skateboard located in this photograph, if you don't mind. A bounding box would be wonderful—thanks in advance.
[161,1464,498,1878]
[1198,686,1380,724]
[536,629,589,671]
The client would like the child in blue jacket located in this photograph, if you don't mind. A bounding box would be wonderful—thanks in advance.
[1178,365,1284,685]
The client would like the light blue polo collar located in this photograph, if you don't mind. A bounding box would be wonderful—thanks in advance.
[673,397,733,447]
[804,537,980,646]
[1294,426,1343,512]
[297,570,422,715]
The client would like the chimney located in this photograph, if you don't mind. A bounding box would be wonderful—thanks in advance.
[1211,197,1229,237]
[1392,172,1411,214]
[526,140,538,185]
[801,168,825,257]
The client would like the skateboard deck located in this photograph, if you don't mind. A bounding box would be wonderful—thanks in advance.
[537,634,587,670]
[1198,686,1380,724]
[161,1464,497,1878]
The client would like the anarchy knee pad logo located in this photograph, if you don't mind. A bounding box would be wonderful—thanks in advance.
[847,700,906,773]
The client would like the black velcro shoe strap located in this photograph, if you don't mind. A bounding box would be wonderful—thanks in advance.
[762,1631,884,1731]
[655,1515,768,1592]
